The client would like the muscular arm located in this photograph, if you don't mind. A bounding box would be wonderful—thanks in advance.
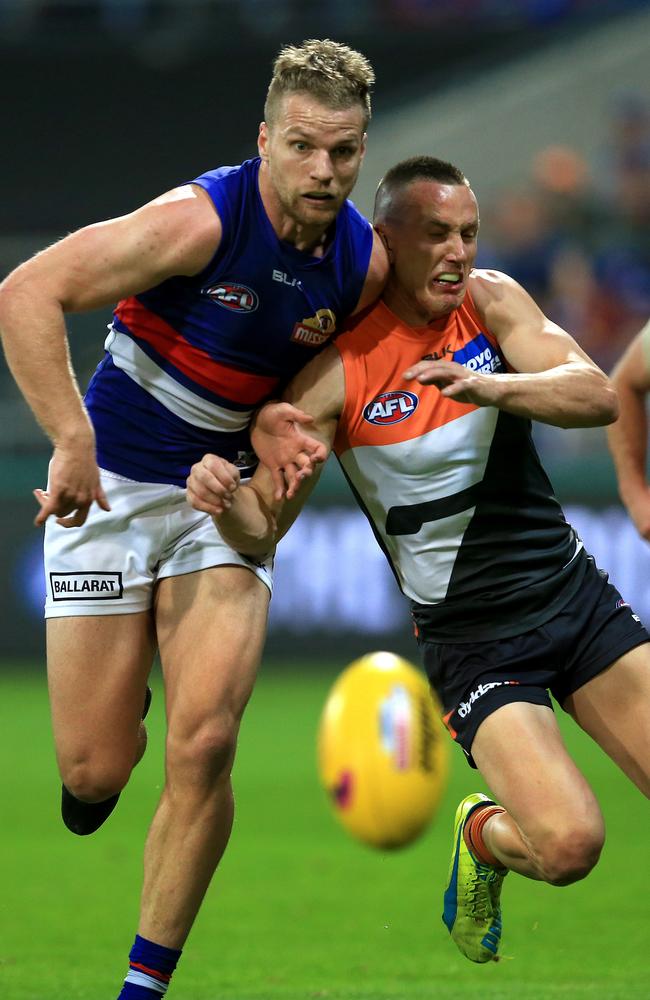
[405,270,619,429]
[606,321,650,539]
[187,346,344,557]
[0,184,221,524]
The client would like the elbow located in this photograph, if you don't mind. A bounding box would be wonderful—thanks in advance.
[0,270,43,335]
[600,384,620,426]
[578,375,619,428]
[555,382,619,430]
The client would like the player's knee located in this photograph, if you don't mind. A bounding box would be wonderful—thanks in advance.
[62,757,131,803]
[167,716,239,788]
[538,824,604,886]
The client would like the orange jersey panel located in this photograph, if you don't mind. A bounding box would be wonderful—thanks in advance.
[333,293,500,456]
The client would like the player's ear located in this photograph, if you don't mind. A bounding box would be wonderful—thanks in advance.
[258,122,269,161]
[374,225,393,262]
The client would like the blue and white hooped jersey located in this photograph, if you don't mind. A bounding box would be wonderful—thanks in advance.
[84,157,373,485]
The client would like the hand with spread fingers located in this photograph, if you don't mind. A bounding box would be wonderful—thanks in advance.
[251,401,328,500]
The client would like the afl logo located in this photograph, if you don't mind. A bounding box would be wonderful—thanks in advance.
[203,283,259,313]
[363,391,419,425]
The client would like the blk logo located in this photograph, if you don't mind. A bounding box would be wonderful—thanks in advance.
[421,344,453,361]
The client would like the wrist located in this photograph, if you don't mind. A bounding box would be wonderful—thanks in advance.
[53,419,96,451]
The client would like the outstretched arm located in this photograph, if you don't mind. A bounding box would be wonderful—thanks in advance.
[252,229,388,499]
[0,184,221,526]
[404,270,618,429]
[606,320,650,540]
[187,346,344,556]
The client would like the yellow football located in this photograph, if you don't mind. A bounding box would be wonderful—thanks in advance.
[317,651,449,849]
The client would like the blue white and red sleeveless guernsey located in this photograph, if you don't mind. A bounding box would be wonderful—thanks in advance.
[84,157,373,485]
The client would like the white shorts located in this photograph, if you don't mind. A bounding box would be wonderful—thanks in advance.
[44,469,274,618]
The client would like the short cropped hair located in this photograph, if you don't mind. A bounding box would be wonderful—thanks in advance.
[374,155,469,222]
[264,39,374,130]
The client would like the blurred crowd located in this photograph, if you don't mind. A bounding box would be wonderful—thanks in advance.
[477,91,650,374]
[0,0,644,39]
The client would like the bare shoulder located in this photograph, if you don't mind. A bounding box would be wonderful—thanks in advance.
[469,268,544,331]
[352,229,389,314]
[134,183,223,276]
[0,181,224,313]
[469,268,530,311]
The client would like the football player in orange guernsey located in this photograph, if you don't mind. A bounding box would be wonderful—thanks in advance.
[187,156,650,965]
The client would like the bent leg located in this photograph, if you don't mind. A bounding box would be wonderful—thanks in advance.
[563,642,650,797]
[48,612,156,801]
[140,565,270,948]
[471,702,605,886]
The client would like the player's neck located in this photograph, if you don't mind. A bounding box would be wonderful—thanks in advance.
[258,167,332,256]
[382,282,446,328]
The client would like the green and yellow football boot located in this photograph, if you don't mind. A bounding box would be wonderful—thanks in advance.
[442,792,507,963]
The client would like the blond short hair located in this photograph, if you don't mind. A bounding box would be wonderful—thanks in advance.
[264,38,374,130]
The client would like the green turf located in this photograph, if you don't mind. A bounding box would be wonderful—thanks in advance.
[0,661,648,1000]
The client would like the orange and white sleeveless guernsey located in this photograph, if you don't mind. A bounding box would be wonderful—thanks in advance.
[333,292,587,643]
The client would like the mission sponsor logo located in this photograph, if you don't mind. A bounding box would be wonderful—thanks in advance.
[291,308,337,347]
[203,283,259,313]
[363,390,419,425]
[453,332,505,374]
[50,572,123,601]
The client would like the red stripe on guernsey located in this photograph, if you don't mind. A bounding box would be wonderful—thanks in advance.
[129,962,172,983]
[116,298,278,406]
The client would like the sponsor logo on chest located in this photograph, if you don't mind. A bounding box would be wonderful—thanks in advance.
[272,269,302,289]
[291,308,337,348]
[203,283,259,313]
[453,332,505,374]
[50,572,123,601]
[363,390,419,425]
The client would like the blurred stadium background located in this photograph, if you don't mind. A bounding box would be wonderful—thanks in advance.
[1,0,649,663]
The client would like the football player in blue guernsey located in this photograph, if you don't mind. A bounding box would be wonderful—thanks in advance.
[0,40,388,999]
[188,156,650,969]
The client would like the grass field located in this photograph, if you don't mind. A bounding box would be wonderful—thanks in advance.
[0,661,648,1000]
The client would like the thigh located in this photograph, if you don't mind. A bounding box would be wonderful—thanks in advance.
[155,565,270,738]
[471,701,603,842]
[563,642,650,796]
[47,612,156,771]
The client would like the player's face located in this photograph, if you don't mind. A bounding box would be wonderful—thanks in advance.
[258,93,366,231]
[380,181,479,325]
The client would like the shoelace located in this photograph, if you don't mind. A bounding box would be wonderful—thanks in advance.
[467,863,500,921]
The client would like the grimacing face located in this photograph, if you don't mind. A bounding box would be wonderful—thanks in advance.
[378,179,479,325]
[258,92,367,230]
